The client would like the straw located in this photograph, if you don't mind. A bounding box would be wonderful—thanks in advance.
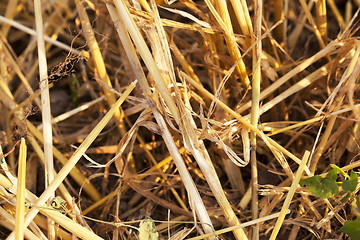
[34,0,56,236]
[14,138,26,240]
[269,151,310,240]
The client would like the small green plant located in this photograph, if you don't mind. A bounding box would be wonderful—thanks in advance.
[300,164,359,240]
[71,74,81,107]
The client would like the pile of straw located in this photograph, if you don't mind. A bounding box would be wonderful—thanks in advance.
[0,0,359,239]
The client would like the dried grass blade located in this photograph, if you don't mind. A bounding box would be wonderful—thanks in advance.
[310,99,343,174]
[82,147,185,215]
[229,0,253,46]
[316,0,328,44]
[288,0,314,53]
[269,151,310,240]
[112,0,180,122]
[152,105,215,237]
[14,138,26,240]
[299,0,327,49]
[250,0,262,237]
[273,0,284,42]
[34,0,55,236]
[0,37,41,108]
[74,0,127,136]
[205,0,250,87]
[37,96,105,129]
[327,0,346,29]
[0,15,82,54]
[248,65,329,118]
[1,0,18,37]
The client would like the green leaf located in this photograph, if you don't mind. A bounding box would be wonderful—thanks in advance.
[326,168,338,181]
[341,192,351,203]
[340,218,360,240]
[342,171,358,193]
[300,169,339,198]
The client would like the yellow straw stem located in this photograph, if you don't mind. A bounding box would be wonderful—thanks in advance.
[229,0,253,46]
[74,0,127,136]
[250,0,262,238]
[15,138,26,240]
[299,0,327,50]
[34,0,55,236]
[269,151,310,240]
[273,0,284,43]
[208,0,250,87]
[39,208,104,240]
[316,0,328,44]
[113,0,181,123]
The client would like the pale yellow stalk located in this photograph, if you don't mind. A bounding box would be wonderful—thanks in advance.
[0,171,100,240]
[206,0,250,87]
[229,0,253,47]
[145,3,247,239]
[316,0,328,44]
[269,151,310,240]
[112,0,180,123]
[299,0,327,49]
[74,0,127,136]
[0,206,41,240]
[33,0,55,237]
[0,15,82,54]
[345,1,352,25]
[250,0,262,238]
[246,65,329,118]
[14,138,26,240]
[273,0,284,42]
